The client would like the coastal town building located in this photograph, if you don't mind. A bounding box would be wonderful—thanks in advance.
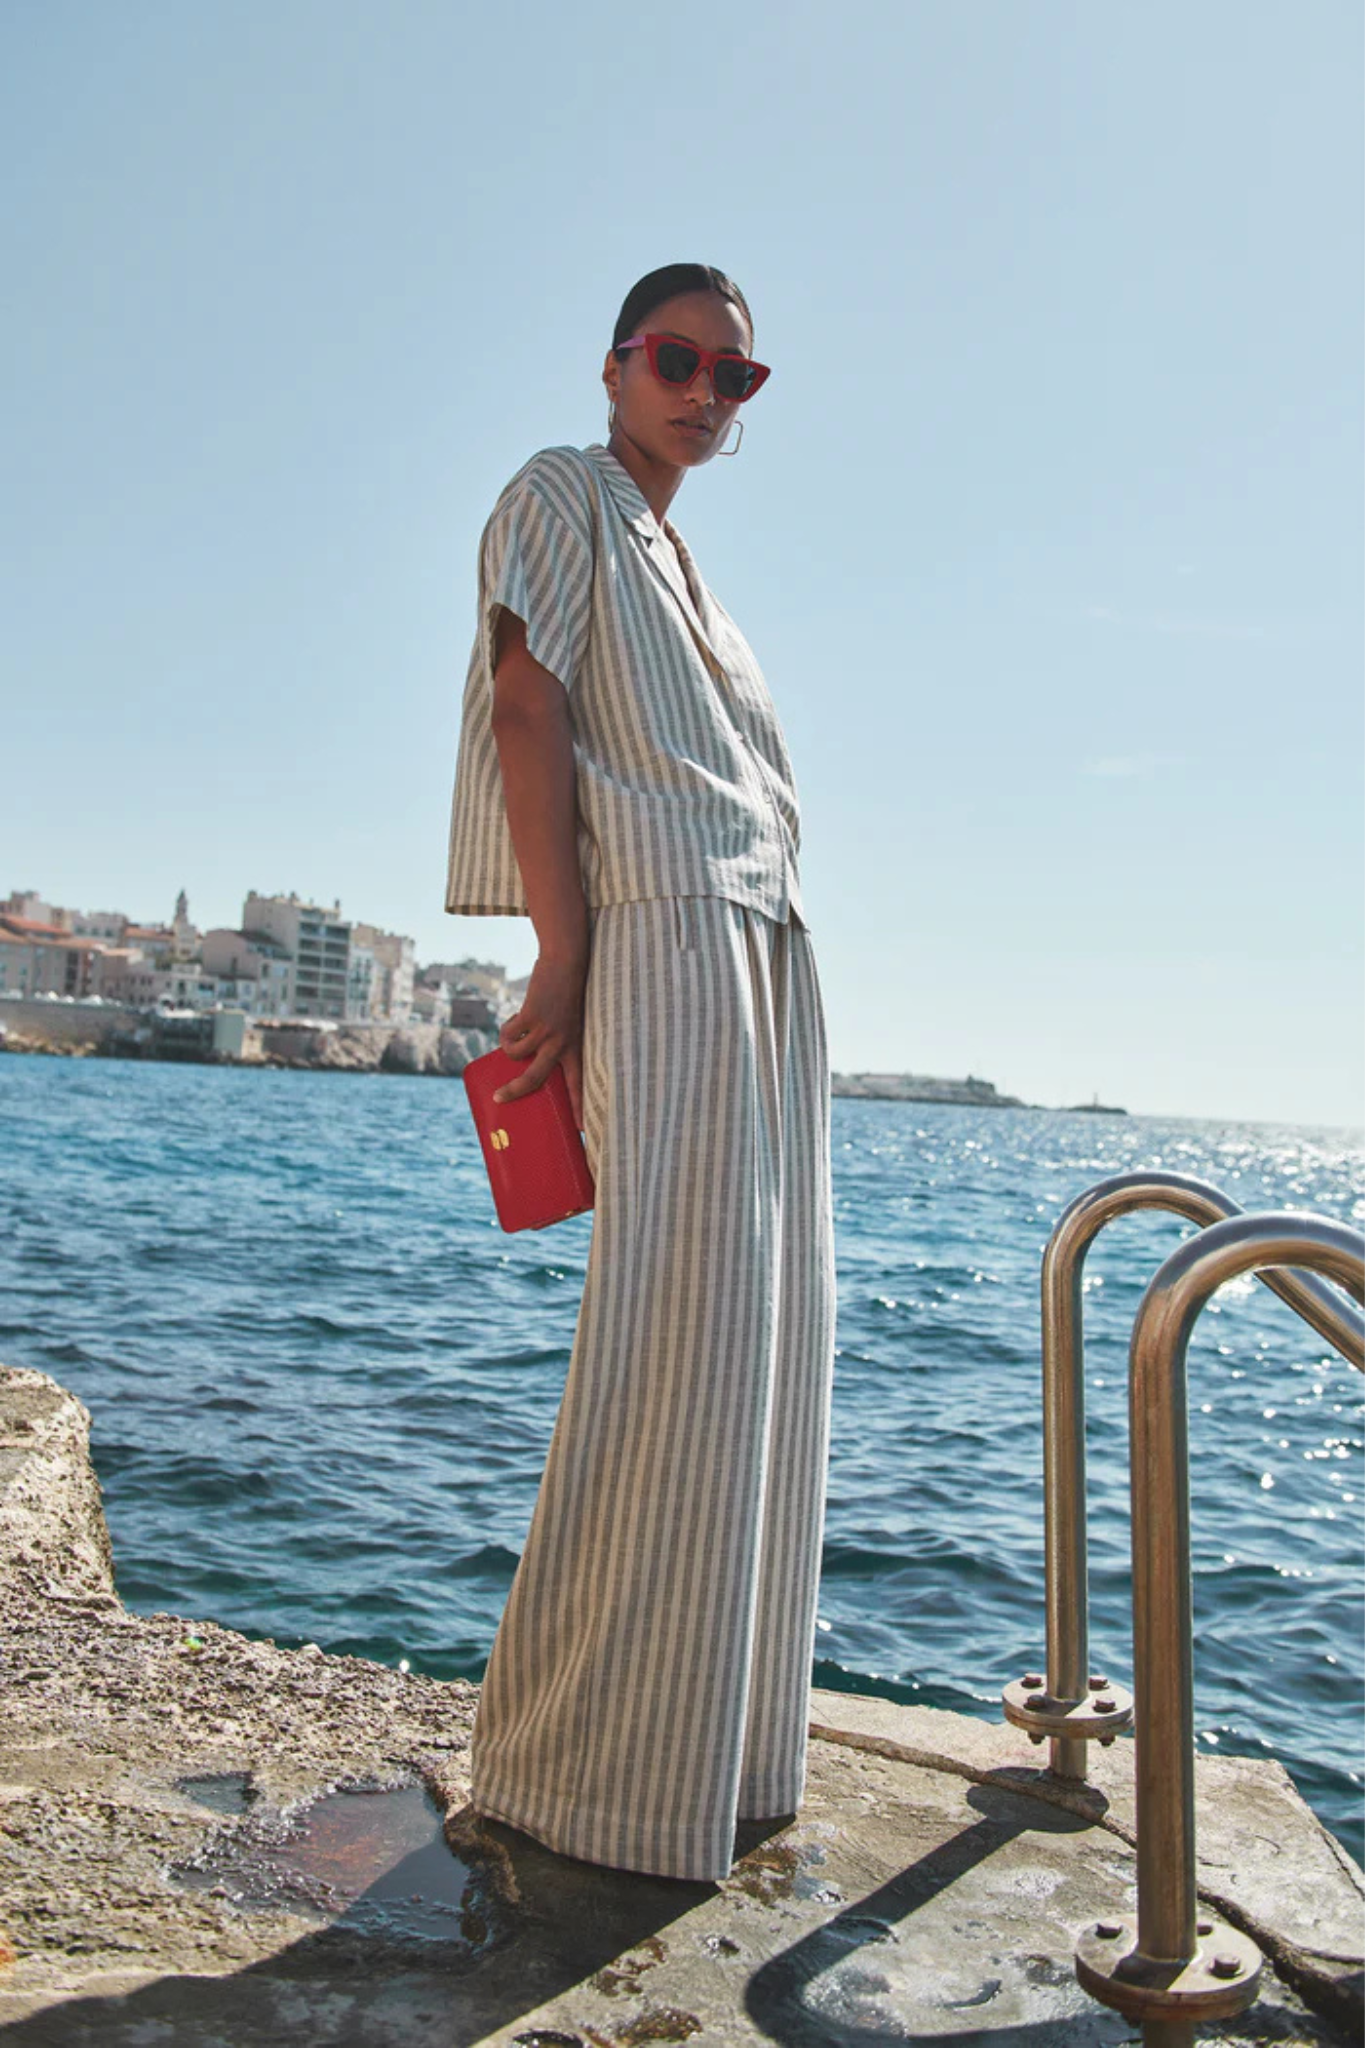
[88,948,148,1002]
[241,892,356,1022]
[0,929,37,994]
[67,908,128,941]
[234,896,420,1024]
[410,980,500,1031]
[171,890,196,955]
[120,924,177,967]
[3,883,461,1032]
[414,959,504,1029]
[348,942,375,1021]
[450,991,500,1029]
[0,918,104,999]
[352,923,415,1024]
[200,930,296,1017]
[1,892,128,942]
[409,979,452,1027]
[419,957,505,1000]
[95,957,219,1010]
[1,891,61,926]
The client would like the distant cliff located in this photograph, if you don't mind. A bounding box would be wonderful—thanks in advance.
[831,1072,1028,1108]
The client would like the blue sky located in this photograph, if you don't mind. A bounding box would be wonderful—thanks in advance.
[3,2,1361,1124]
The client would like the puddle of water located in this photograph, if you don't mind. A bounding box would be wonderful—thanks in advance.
[169,1782,501,1953]
[175,1771,254,1816]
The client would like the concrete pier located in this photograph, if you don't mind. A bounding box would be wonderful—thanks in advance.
[1,1363,1359,2045]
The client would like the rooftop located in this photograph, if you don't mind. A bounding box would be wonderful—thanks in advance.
[0,916,69,939]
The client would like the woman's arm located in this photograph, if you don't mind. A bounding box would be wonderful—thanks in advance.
[487,605,588,1124]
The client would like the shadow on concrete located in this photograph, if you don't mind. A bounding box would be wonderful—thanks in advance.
[0,1783,1319,2046]
[0,1795,738,2048]
[742,1781,1136,2046]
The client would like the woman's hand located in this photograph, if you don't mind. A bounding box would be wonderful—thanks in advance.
[493,950,587,1129]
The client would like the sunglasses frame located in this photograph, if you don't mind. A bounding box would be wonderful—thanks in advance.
[615,332,771,404]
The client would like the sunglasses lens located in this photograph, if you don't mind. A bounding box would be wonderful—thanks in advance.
[713,357,758,401]
[654,340,701,385]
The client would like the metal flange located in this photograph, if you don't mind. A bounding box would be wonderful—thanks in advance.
[1075,1914,1263,2023]
[1001,1671,1135,1743]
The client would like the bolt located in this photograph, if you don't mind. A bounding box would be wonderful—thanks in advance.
[1210,1954,1243,1979]
[1093,1696,1117,1713]
[1025,1693,1050,1711]
[1028,1731,1045,1745]
[1089,1674,1108,1689]
[1095,1922,1123,1941]
[1197,1921,1213,1937]
[1021,1673,1044,1690]
[1099,1735,1116,1747]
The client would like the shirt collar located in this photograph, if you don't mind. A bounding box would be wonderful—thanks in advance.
[582,442,666,540]
[582,443,727,670]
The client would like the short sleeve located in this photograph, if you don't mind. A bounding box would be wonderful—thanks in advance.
[478,474,594,695]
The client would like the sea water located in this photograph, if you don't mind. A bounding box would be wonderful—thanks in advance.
[1,1057,1360,1859]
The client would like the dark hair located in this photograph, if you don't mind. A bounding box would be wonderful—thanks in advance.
[611,263,754,352]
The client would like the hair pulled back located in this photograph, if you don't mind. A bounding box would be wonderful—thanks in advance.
[611,263,754,352]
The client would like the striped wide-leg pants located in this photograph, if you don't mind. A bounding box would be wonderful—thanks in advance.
[467,893,837,1882]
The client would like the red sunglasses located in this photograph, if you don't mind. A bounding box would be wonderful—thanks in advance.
[615,332,771,404]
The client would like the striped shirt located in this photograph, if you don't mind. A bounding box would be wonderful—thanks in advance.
[444,441,805,925]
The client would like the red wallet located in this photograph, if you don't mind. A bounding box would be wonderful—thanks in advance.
[462,1045,595,1232]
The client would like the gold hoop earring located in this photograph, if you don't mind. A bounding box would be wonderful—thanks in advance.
[718,417,744,458]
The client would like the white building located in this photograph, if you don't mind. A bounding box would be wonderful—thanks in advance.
[120,923,177,966]
[68,909,128,941]
[0,929,33,993]
[95,956,218,1010]
[348,942,375,1020]
[2,892,134,942]
[352,923,415,1023]
[241,892,357,1021]
[171,889,198,958]
[1,891,57,925]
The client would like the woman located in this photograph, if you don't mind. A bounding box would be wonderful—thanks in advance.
[444,262,837,1884]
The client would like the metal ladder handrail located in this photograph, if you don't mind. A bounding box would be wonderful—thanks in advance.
[1002,1170,1364,1780]
[1075,1210,1365,2043]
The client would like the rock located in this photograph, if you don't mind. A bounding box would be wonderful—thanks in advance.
[0,1368,115,1600]
[379,1029,426,1074]
[437,1027,494,1076]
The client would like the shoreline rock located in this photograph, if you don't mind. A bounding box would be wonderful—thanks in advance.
[0,1008,496,1077]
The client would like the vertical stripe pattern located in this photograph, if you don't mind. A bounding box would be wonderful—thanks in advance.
[444,443,805,926]
[467,895,837,1882]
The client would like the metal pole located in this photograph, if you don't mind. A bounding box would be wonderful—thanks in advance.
[1127,1213,1364,1969]
[1037,1173,1363,1781]
[1040,1201,1090,1781]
